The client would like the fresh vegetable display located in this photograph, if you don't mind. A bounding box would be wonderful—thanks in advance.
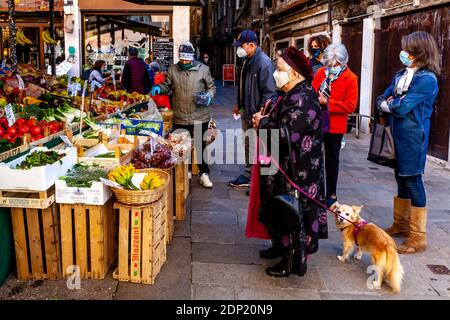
[108,164,139,190]
[59,163,108,188]
[140,171,165,190]
[95,151,125,158]
[15,150,63,169]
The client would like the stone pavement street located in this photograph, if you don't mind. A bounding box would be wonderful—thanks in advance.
[1,82,450,300]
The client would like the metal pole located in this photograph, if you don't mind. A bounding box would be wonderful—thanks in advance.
[50,0,56,76]
[327,0,333,38]
[7,0,17,73]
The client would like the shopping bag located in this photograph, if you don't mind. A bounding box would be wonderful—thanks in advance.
[367,116,396,168]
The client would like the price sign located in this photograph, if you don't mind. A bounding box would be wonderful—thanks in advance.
[16,74,25,90]
[60,135,74,147]
[5,104,16,127]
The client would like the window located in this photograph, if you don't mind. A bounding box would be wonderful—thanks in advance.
[295,38,305,52]
[275,40,289,53]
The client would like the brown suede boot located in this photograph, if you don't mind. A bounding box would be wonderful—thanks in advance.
[398,206,427,254]
[385,197,411,237]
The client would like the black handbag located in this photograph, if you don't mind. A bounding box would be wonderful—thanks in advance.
[260,126,302,236]
[367,108,397,169]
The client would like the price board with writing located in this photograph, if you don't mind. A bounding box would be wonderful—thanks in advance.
[153,38,173,71]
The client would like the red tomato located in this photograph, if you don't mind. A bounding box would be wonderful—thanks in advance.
[7,127,17,136]
[18,125,30,134]
[2,134,11,140]
[29,126,42,136]
[0,127,4,136]
[0,117,8,127]
[16,118,26,126]
[27,118,37,127]
[34,134,44,140]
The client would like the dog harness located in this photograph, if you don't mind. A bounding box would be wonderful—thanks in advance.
[340,220,368,247]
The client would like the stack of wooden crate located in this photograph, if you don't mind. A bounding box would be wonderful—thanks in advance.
[113,195,167,285]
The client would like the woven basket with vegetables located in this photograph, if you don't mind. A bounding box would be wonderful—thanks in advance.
[108,164,169,205]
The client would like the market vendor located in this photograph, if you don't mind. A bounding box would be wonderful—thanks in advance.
[88,60,112,84]
[151,40,216,188]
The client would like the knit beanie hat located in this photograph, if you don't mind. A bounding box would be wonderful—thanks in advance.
[179,41,195,61]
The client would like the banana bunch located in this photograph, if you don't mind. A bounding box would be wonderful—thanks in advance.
[16,29,33,46]
[108,164,139,190]
[140,172,166,190]
[42,30,57,45]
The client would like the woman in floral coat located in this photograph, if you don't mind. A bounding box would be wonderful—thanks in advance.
[252,46,326,277]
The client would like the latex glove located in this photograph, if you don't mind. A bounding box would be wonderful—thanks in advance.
[150,85,161,96]
[379,100,391,113]
[206,94,212,106]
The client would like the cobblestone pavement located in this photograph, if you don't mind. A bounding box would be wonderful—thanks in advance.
[1,83,449,300]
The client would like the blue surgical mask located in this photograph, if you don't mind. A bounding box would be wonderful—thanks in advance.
[399,50,413,67]
[311,48,321,58]
[327,65,342,75]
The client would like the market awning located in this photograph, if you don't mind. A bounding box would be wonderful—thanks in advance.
[123,0,205,6]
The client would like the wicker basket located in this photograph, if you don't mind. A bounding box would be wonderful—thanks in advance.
[111,169,170,205]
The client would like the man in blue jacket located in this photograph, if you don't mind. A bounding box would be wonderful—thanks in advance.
[230,30,277,188]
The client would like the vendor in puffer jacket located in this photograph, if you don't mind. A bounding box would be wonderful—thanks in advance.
[151,41,216,188]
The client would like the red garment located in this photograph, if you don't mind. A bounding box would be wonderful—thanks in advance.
[153,72,171,109]
[311,67,358,134]
[246,144,270,240]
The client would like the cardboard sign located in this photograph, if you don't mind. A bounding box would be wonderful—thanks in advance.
[5,104,15,127]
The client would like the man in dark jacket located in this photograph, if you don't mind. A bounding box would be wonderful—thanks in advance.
[121,47,151,94]
[229,29,277,187]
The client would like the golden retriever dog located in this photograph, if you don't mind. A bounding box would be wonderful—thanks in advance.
[330,202,404,293]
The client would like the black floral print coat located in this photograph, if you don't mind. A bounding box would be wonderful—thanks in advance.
[259,81,327,254]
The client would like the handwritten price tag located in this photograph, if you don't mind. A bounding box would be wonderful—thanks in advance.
[16,74,25,90]
[100,178,123,189]
[60,135,74,147]
[5,104,16,127]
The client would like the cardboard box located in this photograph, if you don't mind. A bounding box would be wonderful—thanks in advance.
[55,179,112,205]
[0,147,77,191]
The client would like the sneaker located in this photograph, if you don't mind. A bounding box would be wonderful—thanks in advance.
[229,174,251,187]
[199,173,213,188]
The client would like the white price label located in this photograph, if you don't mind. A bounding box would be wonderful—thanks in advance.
[100,178,123,189]
[5,104,15,127]
[60,135,73,147]
[16,74,25,90]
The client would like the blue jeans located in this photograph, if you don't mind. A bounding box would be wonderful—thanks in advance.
[394,171,426,207]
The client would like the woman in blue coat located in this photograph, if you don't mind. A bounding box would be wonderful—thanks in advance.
[377,31,440,254]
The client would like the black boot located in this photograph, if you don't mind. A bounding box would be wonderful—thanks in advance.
[265,254,294,277]
[292,232,307,277]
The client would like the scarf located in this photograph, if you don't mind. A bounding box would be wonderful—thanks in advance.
[318,65,347,100]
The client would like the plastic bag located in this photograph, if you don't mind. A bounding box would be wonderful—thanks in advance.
[143,98,163,122]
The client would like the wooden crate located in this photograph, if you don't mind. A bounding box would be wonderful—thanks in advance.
[112,198,167,285]
[10,203,62,280]
[0,187,55,209]
[163,166,175,244]
[191,145,200,176]
[174,163,189,221]
[59,199,116,279]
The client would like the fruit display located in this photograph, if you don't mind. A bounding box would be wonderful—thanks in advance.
[16,29,33,46]
[140,171,165,190]
[42,29,57,45]
[107,164,139,190]
[131,142,174,169]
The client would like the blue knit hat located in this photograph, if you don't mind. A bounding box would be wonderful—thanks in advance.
[179,41,195,61]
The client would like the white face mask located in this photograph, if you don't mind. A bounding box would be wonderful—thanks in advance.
[273,70,290,89]
[236,47,247,58]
